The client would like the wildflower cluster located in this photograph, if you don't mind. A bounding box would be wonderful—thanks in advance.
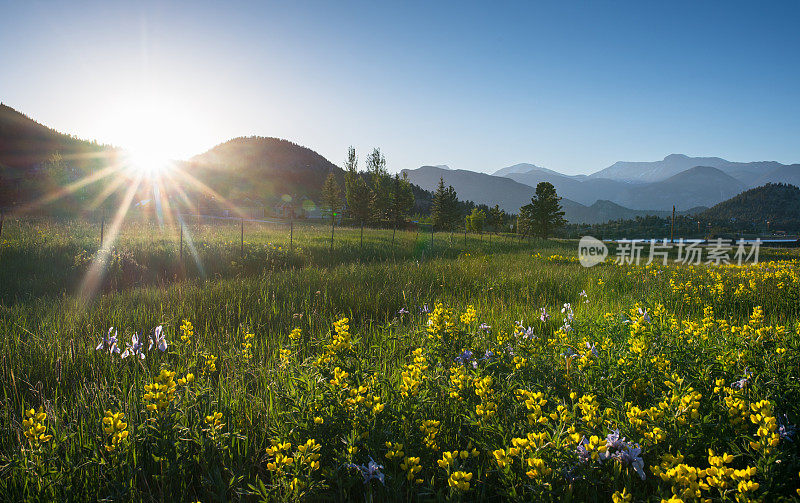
[180,319,193,345]
[22,407,53,448]
[318,317,353,364]
[400,348,428,398]
[102,410,129,452]
[143,369,177,414]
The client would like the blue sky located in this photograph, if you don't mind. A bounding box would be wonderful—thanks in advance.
[1,0,798,175]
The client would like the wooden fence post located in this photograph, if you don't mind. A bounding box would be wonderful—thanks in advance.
[289,217,293,253]
[180,224,184,261]
[240,218,244,257]
[100,212,105,248]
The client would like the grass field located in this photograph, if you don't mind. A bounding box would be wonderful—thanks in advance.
[1,219,799,501]
[0,216,529,304]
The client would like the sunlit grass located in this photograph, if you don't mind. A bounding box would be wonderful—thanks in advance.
[0,222,799,501]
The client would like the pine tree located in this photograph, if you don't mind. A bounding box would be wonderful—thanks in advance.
[489,205,503,232]
[388,173,415,246]
[530,182,566,239]
[431,177,448,230]
[343,146,358,217]
[321,172,343,251]
[517,203,534,240]
[366,148,390,223]
[349,177,372,250]
[444,185,461,231]
[488,204,505,241]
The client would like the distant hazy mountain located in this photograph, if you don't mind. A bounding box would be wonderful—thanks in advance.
[699,183,800,229]
[402,165,669,224]
[402,165,543,214]
[505,167,629,206]
[588,153,789,184]
[493,163,552,177]
[493,154,800,210]
[612,166,745,211]
[749,164,800,188]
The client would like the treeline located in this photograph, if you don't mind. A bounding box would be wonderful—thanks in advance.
[562,215,705,239]
[318,148,571,248]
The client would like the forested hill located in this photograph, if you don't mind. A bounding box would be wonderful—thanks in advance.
[0,103,117,209]
[699,183,800,228]
[0,103,112,172]
[184,136,345,204]
[563,183,800,238]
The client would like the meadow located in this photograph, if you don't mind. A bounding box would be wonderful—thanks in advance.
[1,219,799,502]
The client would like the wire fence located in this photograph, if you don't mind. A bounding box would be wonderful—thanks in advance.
[0,211,530,267]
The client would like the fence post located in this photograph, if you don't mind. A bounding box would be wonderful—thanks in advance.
[100,212,105,248]
[180,224,184,261]
[289,217,293,253]
[240,217,244,257]
[0,210,4,240]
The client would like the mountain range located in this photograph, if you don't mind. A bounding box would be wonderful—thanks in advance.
[404,154,800,215]
[402,165,679,224]
[2,103,798,225]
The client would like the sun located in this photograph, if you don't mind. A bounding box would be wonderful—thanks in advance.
[102,92,208,178]
[124,145,173,178]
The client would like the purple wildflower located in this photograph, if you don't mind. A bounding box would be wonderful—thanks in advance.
[121,332,146,360]
[347,457,385,485]
[148,325,167,352]
[96,327,120,355]
[539,308,550,323]
[455,349,474,366]
[778,414,796,441]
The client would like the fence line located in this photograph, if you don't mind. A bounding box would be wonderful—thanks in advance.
[177,213,288,226]
[0,214,528,260]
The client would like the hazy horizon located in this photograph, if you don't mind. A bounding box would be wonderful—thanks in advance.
[2,0,799,175]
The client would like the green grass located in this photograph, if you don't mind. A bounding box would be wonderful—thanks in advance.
[1,221,799,501]
[0,216,538,304]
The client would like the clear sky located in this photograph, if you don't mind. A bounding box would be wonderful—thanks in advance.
[1,0,798,175]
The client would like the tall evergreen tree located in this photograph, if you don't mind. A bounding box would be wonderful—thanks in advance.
[488,205,505,233]
[431,177,448,230]
[343,146,358,217]
[366,148,391,223]
[321,172,343,251]
[388,172,415,246]
[530,182,566,238]
[444,185,461,231]
[431,177,461,237]
[348,177,372,250]
[517,203,534,240]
